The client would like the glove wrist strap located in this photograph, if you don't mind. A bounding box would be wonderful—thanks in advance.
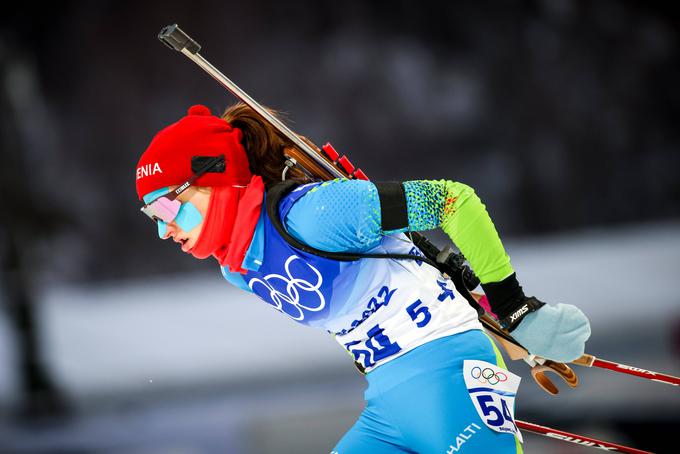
[499,296,545,332]
[480,272,545,332]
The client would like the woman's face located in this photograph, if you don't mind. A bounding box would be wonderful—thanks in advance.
[159,185,212,253]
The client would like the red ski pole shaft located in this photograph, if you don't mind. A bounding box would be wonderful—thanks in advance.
[591,358,680,386]
[517,420,654,453]
[574,355,680,387]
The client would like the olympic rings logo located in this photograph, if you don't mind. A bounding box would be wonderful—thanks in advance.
[470,366,508,386]
[248,255,326,321]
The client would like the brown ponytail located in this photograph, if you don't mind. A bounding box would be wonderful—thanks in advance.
[221,102,308,189]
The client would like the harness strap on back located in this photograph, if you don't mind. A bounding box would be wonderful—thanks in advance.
[265,180,441,267]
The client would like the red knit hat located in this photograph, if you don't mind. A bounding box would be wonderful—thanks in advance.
[135,104,252,200]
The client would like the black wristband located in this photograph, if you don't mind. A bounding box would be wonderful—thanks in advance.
[480,273,545,332]
[480,272,526,319]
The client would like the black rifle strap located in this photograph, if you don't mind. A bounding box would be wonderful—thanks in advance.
[265,180,441,268]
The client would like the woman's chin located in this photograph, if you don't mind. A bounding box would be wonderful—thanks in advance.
[181,239,196,253]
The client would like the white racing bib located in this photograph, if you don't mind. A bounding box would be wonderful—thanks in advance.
[463,360,523,443]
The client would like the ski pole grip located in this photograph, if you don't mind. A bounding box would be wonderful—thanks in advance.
[158,24,201,54]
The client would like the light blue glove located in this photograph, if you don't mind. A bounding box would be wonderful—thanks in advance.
[511,303,591,363]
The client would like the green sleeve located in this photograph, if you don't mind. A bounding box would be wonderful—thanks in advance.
[402,180,514,284]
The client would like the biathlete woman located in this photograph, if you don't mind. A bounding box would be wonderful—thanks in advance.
[135,103,591,453]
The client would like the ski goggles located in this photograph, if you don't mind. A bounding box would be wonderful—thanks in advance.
[140,155,224,223]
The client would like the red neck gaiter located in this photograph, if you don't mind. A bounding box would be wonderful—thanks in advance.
[190,175,265,273]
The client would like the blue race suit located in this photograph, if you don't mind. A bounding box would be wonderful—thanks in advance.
[222,179,523,454]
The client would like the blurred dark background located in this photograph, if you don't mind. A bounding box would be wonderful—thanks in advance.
[2,0,679,283]
[1,1,679,453]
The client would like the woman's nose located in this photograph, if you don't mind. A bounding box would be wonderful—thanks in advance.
[159,221,181,240]
[157,220,169,239]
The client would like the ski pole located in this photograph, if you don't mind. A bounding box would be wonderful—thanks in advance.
[573,354,680,387]
[474,293,680,390]
[516,420,654,453]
